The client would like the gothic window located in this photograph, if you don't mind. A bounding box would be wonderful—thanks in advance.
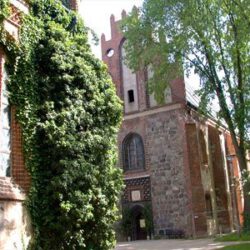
[123,134,145,171]
[0,66,11,177]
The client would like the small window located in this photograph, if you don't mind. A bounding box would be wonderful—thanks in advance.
[128,89,134,103]
[106,48,114,57]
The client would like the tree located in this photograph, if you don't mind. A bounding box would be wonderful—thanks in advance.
[121,0,250,229]
[1,0,123,249]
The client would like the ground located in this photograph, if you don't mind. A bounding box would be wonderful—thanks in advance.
[115,239,250,250]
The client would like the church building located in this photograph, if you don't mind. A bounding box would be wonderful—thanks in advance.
[101,11,244,240]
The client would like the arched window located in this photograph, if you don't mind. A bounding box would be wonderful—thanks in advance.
[123,133,145,171]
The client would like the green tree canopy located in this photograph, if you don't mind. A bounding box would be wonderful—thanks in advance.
[121,0,250,229]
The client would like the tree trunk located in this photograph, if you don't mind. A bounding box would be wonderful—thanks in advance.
[229,131,250,231]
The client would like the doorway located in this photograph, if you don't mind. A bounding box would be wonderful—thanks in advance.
[131,205,147,240]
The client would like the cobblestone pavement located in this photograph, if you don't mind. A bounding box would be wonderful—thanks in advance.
[115,239,249,250]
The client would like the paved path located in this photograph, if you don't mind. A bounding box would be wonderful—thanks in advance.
[115,239,249,250]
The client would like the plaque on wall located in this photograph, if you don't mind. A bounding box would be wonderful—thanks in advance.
[140,219,146,228]
[131,190,141,201]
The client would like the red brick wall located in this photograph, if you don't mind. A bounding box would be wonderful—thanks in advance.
[208,126,231,231]
[101,13,186,112]
[171,77,186,104]
[118,115,150,179]
[0,50,30,195]
[186,123,208,236]
[70,0,78,11]
[225,133,244,225]
[0,50,3,108]
[101,15,124,100]
[11,107,30,193]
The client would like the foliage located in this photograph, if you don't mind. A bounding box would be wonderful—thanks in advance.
[241,170,250,232]
[1,0,123,249]
[120,205,153,238]
[121,0,249,163]
[121,0,250,230]
[121,207,133,237]
[221,244,250,250]
[215,232,250,242]
[142,204,153,236]
[0,0,9,22]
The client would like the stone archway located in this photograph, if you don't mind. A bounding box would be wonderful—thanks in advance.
[131,205,147,240]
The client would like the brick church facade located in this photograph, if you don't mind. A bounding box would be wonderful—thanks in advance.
[101,12,244,240]
[0,1,78,249]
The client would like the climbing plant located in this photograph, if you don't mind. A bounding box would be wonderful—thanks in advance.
[0,0,123,249]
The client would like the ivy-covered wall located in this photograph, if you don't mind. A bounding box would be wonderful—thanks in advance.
[0,0,123,249]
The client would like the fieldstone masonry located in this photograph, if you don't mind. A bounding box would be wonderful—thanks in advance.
[147,110,191,233]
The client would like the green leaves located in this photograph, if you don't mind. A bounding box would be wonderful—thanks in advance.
[0,0,9,22]
[1,0,123,249]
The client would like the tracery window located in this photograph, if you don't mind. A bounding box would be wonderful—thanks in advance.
[0,66,11,177]
[123,134,145,171]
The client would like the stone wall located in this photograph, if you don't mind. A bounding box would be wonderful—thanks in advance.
[118,106,193,236]
[0,178,31,250]
[0,201,31,250]
[147,109,191,235]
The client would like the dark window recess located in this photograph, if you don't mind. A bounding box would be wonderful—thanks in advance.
[128,90,135,103]
[205,193,213,218]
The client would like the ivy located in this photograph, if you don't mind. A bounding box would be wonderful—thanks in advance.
[0,0,9,22]
[0,1,123,249]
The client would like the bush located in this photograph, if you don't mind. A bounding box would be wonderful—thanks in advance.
[1,0,123,249]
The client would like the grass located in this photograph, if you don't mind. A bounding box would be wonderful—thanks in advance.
[222,243,250,250]
[215,232,250,242]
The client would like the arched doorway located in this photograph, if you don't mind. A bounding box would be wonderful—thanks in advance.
[131,205,147,240]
